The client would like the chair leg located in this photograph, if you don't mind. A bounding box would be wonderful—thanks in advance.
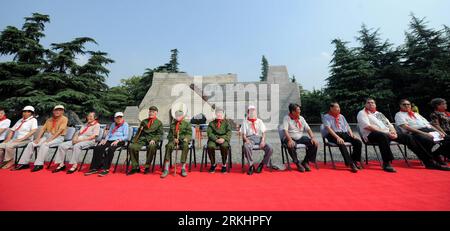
[328,146,336,169]
[281,145,285,164]
[15,147,25,165]
[188,148,192,172]
[397,144,410,167]
[159,146,163,169]
[365,145,368,165]
[47,148,58,169]
[113,149,122,173]
[285,146,292,171]
[78,149,89,171]
[193,145,197,168]
[269,155,273,172]
[228,148,232,173]
[241,145,245,173]
[200,148,205,172]
[151,150,157,173]
[372,146,382,167]
[324,143,327,165]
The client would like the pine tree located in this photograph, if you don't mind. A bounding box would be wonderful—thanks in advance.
[260,55,268,81]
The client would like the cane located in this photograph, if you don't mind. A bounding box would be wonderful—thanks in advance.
[174,130,179,176]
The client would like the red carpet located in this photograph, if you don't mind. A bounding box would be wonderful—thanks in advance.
[0,160,449,211]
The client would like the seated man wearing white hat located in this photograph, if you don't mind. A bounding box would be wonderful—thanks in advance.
[15,105,68,172]
[241,105,273,175]
[0,106,38,169]
[85,112,129,177]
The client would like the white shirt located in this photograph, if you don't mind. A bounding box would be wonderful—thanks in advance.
[357,109,391,141]
[282,115,310,140]
[395,111,432,130]
[0,118,11,140]
[11,117,38,140]
[241,118,266,137]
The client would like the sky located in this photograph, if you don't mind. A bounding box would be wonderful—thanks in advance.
[0,0,449,90]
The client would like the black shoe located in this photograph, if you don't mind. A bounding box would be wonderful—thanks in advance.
[208,165,217,173]
[98,170,109,177]
[52,165,66,173]
[256,163,264,174]
[31,165,43,172]
[296,163,305,172]
[84,169,98,176]
[221,166,227,173]
[425,163,450,171]
[127,168,140,175]
[67,167,77,174]
[382,162,396,173]
[247,165,255,175]
[354,162,363,170]
[433,155,447,166]
[350,163,358,173]
[301,162,311,172]
[144,167,150,174]
[12,164,30,171]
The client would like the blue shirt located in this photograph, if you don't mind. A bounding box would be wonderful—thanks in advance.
[105,122,129,141]
[323,114,349,133]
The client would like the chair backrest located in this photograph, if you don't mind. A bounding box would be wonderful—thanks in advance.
[191,126,196,141]
[278,126,286,142]
[320,124,328,141]
[64,127,76,141]
[356,124,368,144]
[95,126,105,142]
[125,126,134,142]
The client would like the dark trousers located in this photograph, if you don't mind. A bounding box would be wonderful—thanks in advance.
[413,128,450,159]
[89,141,125,170]
[325,132,362,165]
[207,140,230,165]
[367,131,433,164]
[285,136,318,164]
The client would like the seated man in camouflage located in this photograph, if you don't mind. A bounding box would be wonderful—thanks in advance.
[161,108,192,178]
[128,106,163,175]
[207,107,232,173]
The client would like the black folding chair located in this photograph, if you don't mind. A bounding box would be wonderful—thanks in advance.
[357,125,410,167]
[320,124,356,169]
[278,126,318,170]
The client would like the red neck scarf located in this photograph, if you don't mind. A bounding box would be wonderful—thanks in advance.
[401,108,417,119]
[16,116,33,131]
[437,108,450,117]
[111,121,124,134]
[289,113,302,129]
[175,118,184,133]
[365,107,377,114]
[216,119,223,129]
[80,120,98,135]
[52,116,59,129]
[328,111,341,129]
[247,118,258,134]
[0,115,7,122]
[146,117,156,129]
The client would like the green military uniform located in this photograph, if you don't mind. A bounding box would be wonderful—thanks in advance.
[164,120,192,164]
[129,118,163,169]
[207,119,232,165]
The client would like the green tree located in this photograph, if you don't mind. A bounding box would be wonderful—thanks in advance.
[260,55,268,81]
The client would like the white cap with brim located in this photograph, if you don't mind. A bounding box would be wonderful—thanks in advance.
[114,112,124,117]
[248,105,256,110]
[22,106,35,112]
[53,105,65,110]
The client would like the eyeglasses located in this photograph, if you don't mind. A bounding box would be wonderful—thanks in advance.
[402,103,411,106]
